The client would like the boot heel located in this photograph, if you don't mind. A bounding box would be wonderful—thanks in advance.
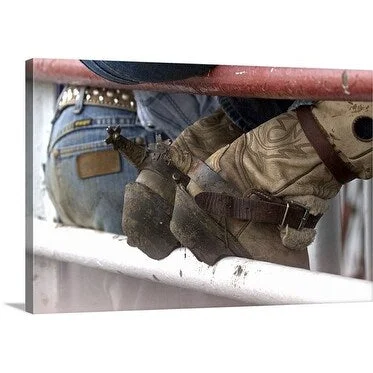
[122,182,180,259]
[170,184,248,265]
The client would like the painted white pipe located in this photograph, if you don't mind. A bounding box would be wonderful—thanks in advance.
[308,195,342,275]
[32,219,373,306]
[341,180,365,278]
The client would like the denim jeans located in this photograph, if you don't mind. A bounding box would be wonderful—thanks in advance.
[45,89,219,234]
[134,91,220,140]
[45,104,161,235]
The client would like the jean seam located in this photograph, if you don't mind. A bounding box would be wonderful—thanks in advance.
[165,94,191,124]
[49,117,143,155]
[145,108,186,135]
[54,157,76,225]
[48,125,111,154]
[53,141,115,158]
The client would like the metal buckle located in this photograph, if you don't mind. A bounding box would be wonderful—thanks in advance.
[280,201,310,230]
[280,202,290,227]
[290,200,310,230]
[297,207,310,230]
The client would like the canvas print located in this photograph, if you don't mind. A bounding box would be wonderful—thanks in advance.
[26,58,373,313]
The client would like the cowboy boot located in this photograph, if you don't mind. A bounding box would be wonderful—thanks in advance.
[169,101,372,268]
[106,109,244,259]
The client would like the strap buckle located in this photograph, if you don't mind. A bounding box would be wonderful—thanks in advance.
[280,202,290,227]
[297,206,310,230]
[280,201,310,230]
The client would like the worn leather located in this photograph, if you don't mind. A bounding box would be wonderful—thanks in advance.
[311,101,372,180]
[134,109,244,203]
[206,102,372,208]
[169,109,244,174]
[296,106,358,184]
[185,101,372,266]
[115,107,245,258]
[194,190,322,229]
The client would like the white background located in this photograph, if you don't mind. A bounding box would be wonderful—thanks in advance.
[1,1,372,371]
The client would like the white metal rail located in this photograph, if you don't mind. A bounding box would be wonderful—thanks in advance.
[32,219,373,306]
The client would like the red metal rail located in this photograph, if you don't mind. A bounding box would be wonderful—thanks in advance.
[30,58,373,101]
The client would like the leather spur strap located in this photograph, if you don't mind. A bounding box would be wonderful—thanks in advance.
[296,106,357,184]
[195,191,322,230]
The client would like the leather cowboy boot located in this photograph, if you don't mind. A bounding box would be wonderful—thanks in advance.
[169,101,372,268]
[106,109,243,259]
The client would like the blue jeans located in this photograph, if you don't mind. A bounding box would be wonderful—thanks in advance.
[45,104,161,234]
[45,89,219,234]
[81,60,313,132]
[134,91,220,140]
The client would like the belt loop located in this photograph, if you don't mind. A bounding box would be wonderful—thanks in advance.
[73,87,86,114]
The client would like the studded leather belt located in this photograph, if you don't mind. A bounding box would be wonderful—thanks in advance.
[56,85,137,114]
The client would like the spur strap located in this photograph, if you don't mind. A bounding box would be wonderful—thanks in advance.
[195,191,322,230]
[296,106,357,184]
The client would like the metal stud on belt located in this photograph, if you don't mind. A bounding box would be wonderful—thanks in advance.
[57,86,137,112]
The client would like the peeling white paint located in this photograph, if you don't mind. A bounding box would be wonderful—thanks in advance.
[33,219,373,306]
